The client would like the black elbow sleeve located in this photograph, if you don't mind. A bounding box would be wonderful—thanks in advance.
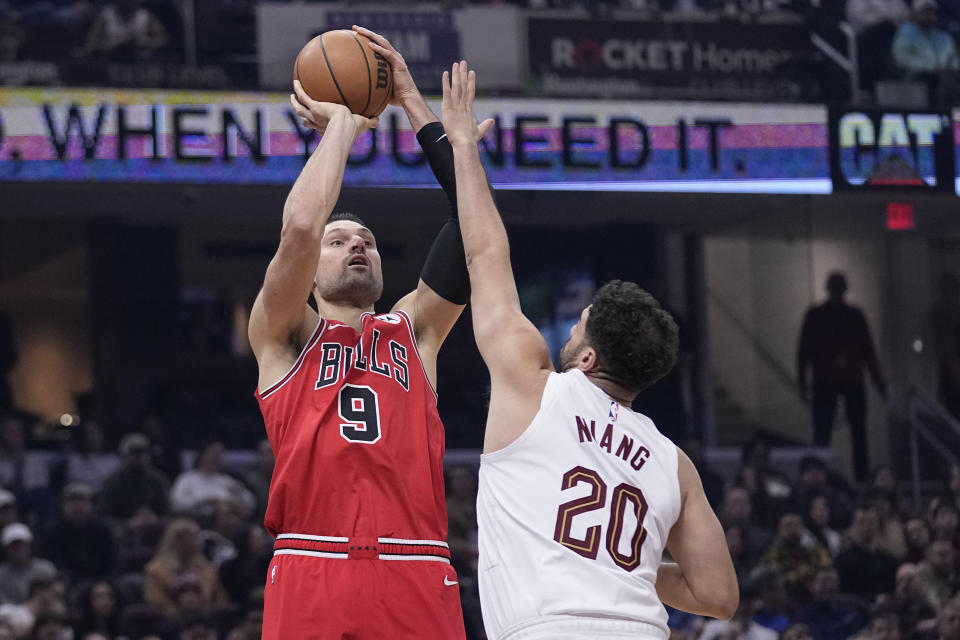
[421,219,470,306]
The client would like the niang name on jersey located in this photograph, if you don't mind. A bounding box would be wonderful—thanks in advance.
[575,416,650,471]
[314,329,410,392]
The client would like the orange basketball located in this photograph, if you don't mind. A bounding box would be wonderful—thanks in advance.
[293,30,393,118]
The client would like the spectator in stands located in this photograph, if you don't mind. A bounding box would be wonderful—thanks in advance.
[446,465,479,578]
[792,455,852,531]
[199,498,244,567]
[866,610,903,640]
[84,0,168,61]
[178,613,217,640]
[797,272,887,481]
[761,512,831,601]
[795,566,867,640]
[684,438,726,509]
[917,539,959,609]
[143,518,225,617]
[879,563,938,639]
[848,0,912,33]
[0,572,66,639]
[116,505,164,574]
[931,502,959,544]
[138,413,181,481]
[726,524,752,579]
[0,523,55,604]
[893,0,960,105]
[722,486,773,566]
[40,483,115,583]
[781,623,814,640]
[802,494,843,557]
[98,432,169,520]
[872,465,908,518]
[218,525,270,606]
[32,610,71,640]
[699,585,778,640]
[835,505,899,601]
[906,517,934,563]
[938,599,960,640]
[64,419,120,492]
[242,439,273,524]
[0,415,50,496]
[76,580,121,640]
[749,568,792,633]
[847,0,912,102]
[735,435,793,527]
[225,603,263,640]
[170,441,254,519]
[0,490,17,531]
[948,465,960,511]
[867,489,908,561]
[940,325,960,420]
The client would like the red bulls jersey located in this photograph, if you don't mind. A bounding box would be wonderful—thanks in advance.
[255,310,448,542]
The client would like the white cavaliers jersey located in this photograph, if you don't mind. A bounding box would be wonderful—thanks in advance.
[477,369,681,640]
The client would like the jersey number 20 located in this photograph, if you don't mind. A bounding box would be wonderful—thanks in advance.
[553,465,648,571]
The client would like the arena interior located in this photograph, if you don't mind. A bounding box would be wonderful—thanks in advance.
[1,0,960,639]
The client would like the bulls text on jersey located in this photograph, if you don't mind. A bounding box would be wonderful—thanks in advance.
[314,328,410,392]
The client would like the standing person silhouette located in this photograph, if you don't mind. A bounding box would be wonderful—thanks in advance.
[797,272,887,481]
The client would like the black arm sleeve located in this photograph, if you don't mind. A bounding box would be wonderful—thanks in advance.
[417,121,470,305]
[417,121,459,218]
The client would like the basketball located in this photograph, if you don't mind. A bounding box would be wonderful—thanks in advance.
[294,30,393,118]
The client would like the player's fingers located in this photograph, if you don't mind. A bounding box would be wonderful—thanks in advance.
[292,80,313,107]
[452,61,461,100]
[441,70,450,104]
[354,25,394,52]
[290,94,309,118]
[458,60,469,105]
[467,69,476,106]
[477,118,495,140]
[368,41,405,68]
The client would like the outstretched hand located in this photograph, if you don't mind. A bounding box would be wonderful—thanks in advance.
[290,80,378,135]
[441,60,486,148]
[353,25,417,107]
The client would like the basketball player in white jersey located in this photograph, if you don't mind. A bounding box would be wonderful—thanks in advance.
[440,62,739,640]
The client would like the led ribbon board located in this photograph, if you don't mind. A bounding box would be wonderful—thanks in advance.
[1,88,833,193]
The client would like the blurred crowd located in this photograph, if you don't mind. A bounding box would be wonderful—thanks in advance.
[0,0,182,63]
[0,395,958,640]
[677,442,960,640]
[0,412,274,640]
[446,434,960,640]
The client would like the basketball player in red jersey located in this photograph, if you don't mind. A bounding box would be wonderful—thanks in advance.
[250,31,490,640]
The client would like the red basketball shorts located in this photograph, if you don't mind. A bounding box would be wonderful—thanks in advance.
[262,534,467,640]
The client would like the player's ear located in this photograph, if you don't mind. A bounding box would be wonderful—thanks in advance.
[578,346,598,372]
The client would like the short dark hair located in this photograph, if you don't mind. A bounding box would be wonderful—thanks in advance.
[584,280,678,394]
[326,212,368,227]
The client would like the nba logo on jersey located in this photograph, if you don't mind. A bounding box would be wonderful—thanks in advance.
[608,401,619,423]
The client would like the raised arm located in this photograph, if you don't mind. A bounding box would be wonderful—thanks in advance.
[249,84,375,388]
[357,26,494,386]
[442,62,552,451]
[656,449,738,620]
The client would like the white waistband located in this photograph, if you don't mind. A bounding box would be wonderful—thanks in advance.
[276,533,449,548]
[500,615,668,640]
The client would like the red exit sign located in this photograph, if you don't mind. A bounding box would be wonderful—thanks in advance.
[887,202,915,230]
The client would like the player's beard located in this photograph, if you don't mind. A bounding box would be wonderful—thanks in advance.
[322,267,383,308]
[556,338,579,373]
